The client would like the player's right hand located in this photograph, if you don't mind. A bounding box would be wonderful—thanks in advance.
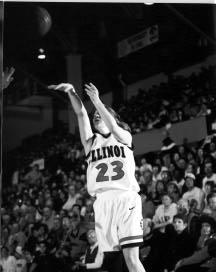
[48,83,75,94]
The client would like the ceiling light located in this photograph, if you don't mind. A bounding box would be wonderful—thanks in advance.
[38,48,46,60]
[38,54,46,60]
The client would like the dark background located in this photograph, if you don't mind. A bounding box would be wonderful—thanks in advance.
[3,2,216,96]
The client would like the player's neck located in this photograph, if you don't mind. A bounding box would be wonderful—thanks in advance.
[97,125,110,135]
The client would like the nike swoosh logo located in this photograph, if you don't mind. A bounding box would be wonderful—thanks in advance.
[129,206,135,210]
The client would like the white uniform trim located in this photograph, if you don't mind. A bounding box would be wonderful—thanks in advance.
[119,235,144,246]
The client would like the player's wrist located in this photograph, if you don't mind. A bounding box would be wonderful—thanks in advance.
[67,86,76,96]
[93,97,102,106]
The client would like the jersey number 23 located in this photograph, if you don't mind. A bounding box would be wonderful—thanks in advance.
[96,161,125,182]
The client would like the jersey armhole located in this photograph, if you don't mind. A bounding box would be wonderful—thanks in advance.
[116,138,134,151]
[85,134,97,159]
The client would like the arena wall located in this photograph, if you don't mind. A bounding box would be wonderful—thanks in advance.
[3,97,53,152]
[133,116,207,155]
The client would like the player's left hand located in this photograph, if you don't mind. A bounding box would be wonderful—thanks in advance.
[84,83,100,104]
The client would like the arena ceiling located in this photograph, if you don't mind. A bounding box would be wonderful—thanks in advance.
[3,2,216,95]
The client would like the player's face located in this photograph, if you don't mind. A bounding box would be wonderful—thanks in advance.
[93,111,107,131]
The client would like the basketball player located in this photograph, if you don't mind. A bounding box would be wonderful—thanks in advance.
[48,83,145,272]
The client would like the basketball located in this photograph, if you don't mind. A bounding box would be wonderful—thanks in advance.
[34,6,52,37]
[5,5,52,40]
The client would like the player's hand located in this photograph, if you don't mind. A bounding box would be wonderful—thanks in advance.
[84,82,100,104]
[3,67,15,89]
[48,83,75,95]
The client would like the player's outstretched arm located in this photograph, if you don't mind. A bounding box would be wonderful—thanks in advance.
[48,83,93,154]
[85,82,132,146]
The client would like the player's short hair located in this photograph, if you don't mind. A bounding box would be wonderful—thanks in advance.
[105,106,131,133]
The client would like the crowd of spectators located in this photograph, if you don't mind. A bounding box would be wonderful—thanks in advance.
[137,132,216,272]
[1,124,216,272]
[118,65,216,134]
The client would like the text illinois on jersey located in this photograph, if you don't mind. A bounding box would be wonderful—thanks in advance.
[86,145,126,164]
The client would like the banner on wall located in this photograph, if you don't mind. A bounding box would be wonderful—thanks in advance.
[117,24,159,58]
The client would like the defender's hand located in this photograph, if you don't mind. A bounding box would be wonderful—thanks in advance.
[3,67,15,89]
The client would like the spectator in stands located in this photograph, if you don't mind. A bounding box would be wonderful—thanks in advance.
[2,213,11,227]
[55,190,67,212]
[203,181,215,208]
[8,222,24,250]
[37,224,49,244]
[203,193,216,221]
[1,227,10,249]
[140,187,156,219]
[74,229,104,271]
[175,236,216,272]
[63,185,80,211]
[145,170,157,199]
[177,199,189,215]
[152,164,162,182]
[160,167,172,186]
[152,193,178,231]
[82,199,95,223]
[14,246,27,272]
[12,221,27,249]
[142,224,168,272]
[33,240,54,272]
[23,165,42,186]
[202,161,216,191]
[196,215,216,250]
[25,223,41,254]
[47,215,64,252]
[24,249,36,272]
[65,214,87,265]
[153,180,166,205]
[41,206,55,231]
[182,173,205,211]
[167,181,181,203]
[139,157,153,173]
[164,213,196,272]
[196,148,205,169]
[177,158,187,173]
[173,152,181,165]
[0,246,16,272]
[209,142,216,159]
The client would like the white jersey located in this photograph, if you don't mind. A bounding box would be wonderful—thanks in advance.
[86,133,140,196]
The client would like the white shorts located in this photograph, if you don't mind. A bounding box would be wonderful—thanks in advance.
[93,189,143,252]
